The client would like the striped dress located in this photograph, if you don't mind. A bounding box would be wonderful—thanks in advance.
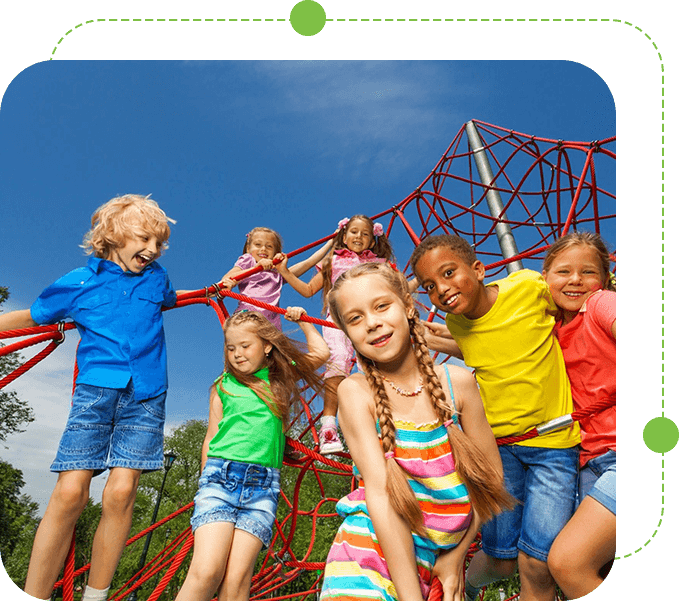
[320,413,472,601]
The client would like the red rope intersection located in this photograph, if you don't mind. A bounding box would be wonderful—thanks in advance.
[1,120,615,601]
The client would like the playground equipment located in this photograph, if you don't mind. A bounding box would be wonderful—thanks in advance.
[0,120,615,601]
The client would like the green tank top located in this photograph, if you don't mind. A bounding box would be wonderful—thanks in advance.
[207,367,285,468]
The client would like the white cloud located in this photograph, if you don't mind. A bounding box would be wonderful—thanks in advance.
[1,335,111,511]
[192,61,467,181]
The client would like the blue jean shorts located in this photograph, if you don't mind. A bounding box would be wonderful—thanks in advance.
[579,449,616,515]
[191,458,281,547]
[481,445,579,562]
[51,381,166,475]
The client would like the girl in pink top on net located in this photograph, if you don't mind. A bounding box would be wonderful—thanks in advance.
[220,227,333,329]
[542,231,616,599]
[275,215,395,454]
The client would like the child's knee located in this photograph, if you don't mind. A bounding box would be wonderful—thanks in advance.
[547,549,567,582]
[102,474,140,509]
[53,478,90,513]
[188,563,226,591]
[519,553,551,583]
[223,571,252,600]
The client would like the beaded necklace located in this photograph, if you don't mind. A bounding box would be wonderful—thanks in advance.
[381,375,424,397]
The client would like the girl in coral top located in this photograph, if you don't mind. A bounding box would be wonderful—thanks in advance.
[543,231,616,599]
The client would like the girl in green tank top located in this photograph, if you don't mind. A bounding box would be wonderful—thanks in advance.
[175,308,329,601]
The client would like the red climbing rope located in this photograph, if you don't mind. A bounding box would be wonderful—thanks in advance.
[1,120,615,600]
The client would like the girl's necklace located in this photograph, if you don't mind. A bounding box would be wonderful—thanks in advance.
[382,375,424,397]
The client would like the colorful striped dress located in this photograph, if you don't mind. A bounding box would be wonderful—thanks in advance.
[320,406,472,601]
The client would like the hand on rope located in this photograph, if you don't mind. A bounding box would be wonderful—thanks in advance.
[179,285,338,329]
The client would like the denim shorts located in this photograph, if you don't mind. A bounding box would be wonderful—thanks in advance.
[51,381,166,475]
[481,445,579,562]
[579,449,616,515]
[191,458,281,547]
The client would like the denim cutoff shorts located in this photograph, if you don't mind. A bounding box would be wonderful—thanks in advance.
[579,449,616,515]
[51,381,166,475]
[481,445,579,562]
[191,458,281,547]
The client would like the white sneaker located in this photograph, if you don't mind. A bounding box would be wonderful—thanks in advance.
[319,425,344,454]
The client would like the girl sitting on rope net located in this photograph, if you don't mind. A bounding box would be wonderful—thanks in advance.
[174,308,328,601]
[219,226,333,330]
[318,263,513,601]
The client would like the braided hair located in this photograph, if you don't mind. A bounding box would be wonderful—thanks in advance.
[328,263,514,532]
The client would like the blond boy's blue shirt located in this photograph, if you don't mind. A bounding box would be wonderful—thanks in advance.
[30,256,176,400]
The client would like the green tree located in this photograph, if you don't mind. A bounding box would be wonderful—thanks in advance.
[0,460,40,585]
[117,419,207,601]
[0,286,35,444]
[270,426,352,596]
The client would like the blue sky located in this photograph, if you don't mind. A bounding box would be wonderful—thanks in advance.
[0,60,615,509]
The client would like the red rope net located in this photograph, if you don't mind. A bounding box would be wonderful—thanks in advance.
[1,120,615,601]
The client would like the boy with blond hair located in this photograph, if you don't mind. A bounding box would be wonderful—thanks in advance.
[0,195,178,601]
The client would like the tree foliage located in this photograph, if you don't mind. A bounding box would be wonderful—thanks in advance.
[0,286,35,444]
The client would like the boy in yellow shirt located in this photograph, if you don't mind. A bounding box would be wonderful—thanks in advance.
[411,235,579,601]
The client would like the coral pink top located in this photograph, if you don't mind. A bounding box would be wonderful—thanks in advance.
[554,290,616,467]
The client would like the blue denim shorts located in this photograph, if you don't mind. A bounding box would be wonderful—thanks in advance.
[191,458,281,547]
[51,381,166,476]
[579,449,616,515]
[481,445,579,562]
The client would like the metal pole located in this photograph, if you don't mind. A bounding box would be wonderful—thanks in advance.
[465,121,523,273]
[128,453,176,601]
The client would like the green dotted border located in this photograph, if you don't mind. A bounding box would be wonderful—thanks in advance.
[50,18,665,559]
[50,18,665,56]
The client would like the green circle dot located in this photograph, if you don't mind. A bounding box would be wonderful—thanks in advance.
[643,417,679,453]
[290,1,326,36]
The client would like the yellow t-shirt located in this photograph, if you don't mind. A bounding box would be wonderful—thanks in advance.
[445,269,579,448]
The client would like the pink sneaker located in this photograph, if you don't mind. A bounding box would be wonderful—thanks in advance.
[319,424,344,455]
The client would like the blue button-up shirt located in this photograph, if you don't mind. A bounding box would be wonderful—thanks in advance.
[31,257,177,400]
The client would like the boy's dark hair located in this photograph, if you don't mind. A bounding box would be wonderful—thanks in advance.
[410,235,477,280]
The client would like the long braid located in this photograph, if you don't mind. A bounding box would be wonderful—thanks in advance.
[410,314,515,523]
[360,357,426,536]
[328,261,513,528]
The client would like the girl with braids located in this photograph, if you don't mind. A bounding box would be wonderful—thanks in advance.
[175,309,329,601]
[319,263,514,601]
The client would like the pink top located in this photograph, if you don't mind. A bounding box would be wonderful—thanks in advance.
[321,248,387,286]
[234,253,283,328]
[554,290,616,466]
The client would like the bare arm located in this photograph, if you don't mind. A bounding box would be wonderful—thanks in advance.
[444,365,501,477]
[422,321,463,359]
[274,255,325,298]
[407,278,420,293]
[338,377,425,601]
[284,307,330,369]
[0,309,38,333]
[287,238,335,277]
[201,386,224,471]
[220,256,274,288]
[611,320,616,339]
[431,365,498,601]
[432,510,481,601]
